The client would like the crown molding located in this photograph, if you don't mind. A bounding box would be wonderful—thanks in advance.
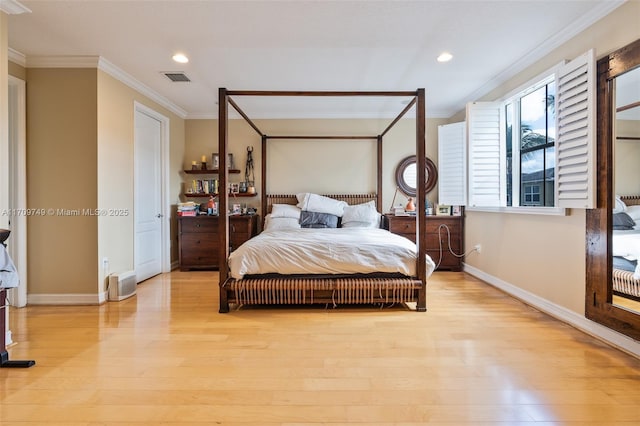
[461,0,626,108]
[98,57,187,119]
[8,48,26,67]
[23,55,187,118]
[0,0,31,14]
[26,55,100,68]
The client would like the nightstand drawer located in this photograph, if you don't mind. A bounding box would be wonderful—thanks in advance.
[388,218,416,234]
[425,218,459,233]
[180,248,219,266]
[179,217,218,233]
[180,233,217,250]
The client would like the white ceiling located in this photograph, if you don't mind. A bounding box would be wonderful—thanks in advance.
[5,0,626,119]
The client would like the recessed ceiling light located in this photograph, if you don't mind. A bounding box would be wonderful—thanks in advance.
[437,52,453,63]
[172,53,189,64]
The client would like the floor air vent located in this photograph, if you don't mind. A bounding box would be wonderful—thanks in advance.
[163,72,191,82]
[108,271,137,301]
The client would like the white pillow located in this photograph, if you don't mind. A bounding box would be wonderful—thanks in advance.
[270,204,301,219]
[263,214,301,232]
[341,200,380,228]
[614,195,627,213]
[341,215,381,228]
[296,193,348,217]
[626,205,640,222]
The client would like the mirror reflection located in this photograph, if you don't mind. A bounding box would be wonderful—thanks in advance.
[612,65,640,314]
[403,163,417,190]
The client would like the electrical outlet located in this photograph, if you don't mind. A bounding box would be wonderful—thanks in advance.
[102,257,109,268]
[474,244,482,253]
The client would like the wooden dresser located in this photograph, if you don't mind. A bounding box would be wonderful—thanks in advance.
[178,215,259,271]
[385,214,464,271]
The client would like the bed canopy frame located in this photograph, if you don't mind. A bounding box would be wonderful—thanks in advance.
[217,88,427,312]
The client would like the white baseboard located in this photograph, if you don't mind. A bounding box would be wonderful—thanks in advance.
[27,293,103,305]
[463,264,640,358]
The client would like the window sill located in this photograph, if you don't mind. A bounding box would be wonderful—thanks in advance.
[466,206,567,216]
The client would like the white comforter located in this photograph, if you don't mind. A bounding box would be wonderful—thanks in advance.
[228,228,436,279]
[613,229,640,279]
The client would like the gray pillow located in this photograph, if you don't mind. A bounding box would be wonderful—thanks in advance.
[299,211,339,228]
[613,212,636,230]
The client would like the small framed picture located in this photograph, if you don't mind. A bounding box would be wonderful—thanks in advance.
[229,183,240,194]
[452,205,462,216]
[436,205,451,216]
[232,203,241,214]
[211,153,220,169]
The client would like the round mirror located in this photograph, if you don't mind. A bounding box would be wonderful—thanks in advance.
[395,155,438,197]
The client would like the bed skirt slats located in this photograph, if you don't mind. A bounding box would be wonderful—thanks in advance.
[613,269,640,298]
[333,278,418,305]
[222,277,423,309]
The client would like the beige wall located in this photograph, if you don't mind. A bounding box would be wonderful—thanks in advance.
[18,67,185,299]
[184,117,446,214]
[615,119,640,196]
[26,68,99,296]
[0,13,8,230]
[461,1,640,315]
[97,71,185,291]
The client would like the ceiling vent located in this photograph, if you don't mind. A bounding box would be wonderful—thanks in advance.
[162,72,191,82]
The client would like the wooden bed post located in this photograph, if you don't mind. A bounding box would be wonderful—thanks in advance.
[218,88,230,313]
[416,88,427,312]
[377,135,383,212]
[261,135,267,219]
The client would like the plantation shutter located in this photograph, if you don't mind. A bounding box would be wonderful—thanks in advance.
[438,122,467,206]
[555,49,596,209]
[466,102,506,207]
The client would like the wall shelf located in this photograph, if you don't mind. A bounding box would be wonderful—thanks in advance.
[184,169,240,174]
[185,192,257,198]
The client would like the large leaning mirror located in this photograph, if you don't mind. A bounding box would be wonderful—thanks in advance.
[612,66,640,316]
[586,38,640,341]
[395,155,438,197]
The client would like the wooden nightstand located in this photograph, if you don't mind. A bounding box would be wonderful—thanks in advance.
[178,215,259,271]
[385,214,464,271]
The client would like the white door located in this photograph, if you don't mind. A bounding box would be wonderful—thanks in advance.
[8,76,27,308]
[134,107,164,282]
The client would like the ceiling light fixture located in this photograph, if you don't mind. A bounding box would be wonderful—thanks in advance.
[172,53,189,64]
[437,52,453,63]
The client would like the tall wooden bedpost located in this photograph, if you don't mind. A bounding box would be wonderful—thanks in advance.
[377,135,383,211]
[218,88,230,313]
[261,134,268,219]
[416,88,427,312]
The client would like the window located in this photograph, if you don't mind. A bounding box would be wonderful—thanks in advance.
[438,50,595,213]
[505,78,556,207]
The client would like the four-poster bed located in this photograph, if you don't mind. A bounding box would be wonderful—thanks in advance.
[217,89,430,313]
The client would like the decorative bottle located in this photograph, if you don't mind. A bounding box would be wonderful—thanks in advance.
[405,197,416,212]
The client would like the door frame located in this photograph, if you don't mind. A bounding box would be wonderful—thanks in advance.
[8,75,27,308]
[133,102,171,277]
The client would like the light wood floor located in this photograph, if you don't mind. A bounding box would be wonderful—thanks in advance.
[2,271,640,425]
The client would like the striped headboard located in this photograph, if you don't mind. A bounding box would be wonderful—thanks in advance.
[266,193,378,213]
[621,195,640,206]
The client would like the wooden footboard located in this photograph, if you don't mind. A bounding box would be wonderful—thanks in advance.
[613,269,640,301]
[219,276,426,312]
